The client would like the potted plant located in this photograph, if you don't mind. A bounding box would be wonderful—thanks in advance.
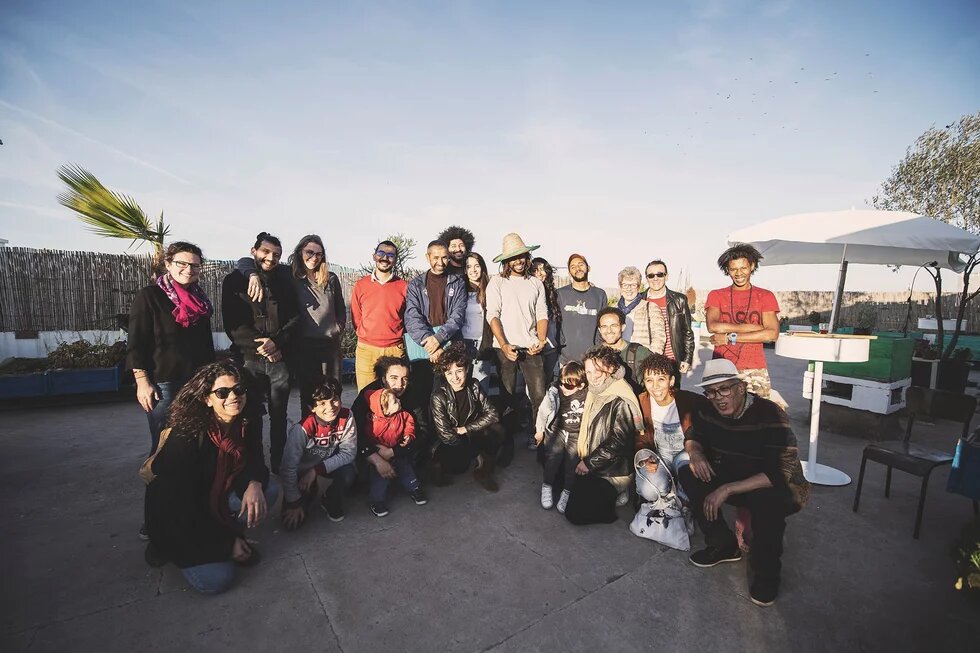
[45,339,127,395]
[937,347,973,394]
[0,358,49,399]
[911,340,941,388]
[807,311,822,331]
[952,520,980,598]
[854,304,878,336]
[340,328,358,384]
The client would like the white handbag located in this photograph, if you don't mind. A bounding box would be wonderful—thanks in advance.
[629,450,693,551]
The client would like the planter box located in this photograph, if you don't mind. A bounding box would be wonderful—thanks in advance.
[0,373,47,399]
[823,337,913,382]
[46,367,121,395]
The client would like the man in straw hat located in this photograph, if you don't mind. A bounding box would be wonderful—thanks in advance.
[486,233,550,460]
[678,358,809,608]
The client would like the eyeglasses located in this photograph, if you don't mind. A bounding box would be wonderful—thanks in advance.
[621,282,640,289]
[646,272,667,279]
[302,249,324,259]
[561,382,584,390]
[703,383,738,400]
[170,259,203,271]
[375,250,397,260]
[211,384,247,399]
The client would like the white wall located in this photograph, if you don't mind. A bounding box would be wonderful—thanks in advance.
[0,331,232,362]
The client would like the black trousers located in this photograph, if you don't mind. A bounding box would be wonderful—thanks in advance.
[434,423,505,475]
[678,466,795,581]
[294,336,342,418]
[564,474,618,525]
[495,350,548,428]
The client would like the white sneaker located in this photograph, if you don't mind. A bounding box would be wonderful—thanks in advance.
[540,484,554,509]
[616,491,629,507]
[557,489,570,514]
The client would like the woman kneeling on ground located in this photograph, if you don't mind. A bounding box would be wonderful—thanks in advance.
[565,346,642,525]
[142,360,279,594]
[430,342,506,491]
[634,353,703,502]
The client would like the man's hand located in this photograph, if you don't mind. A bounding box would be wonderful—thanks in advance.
[377,445,395,461]
[400,433,412,447]
[281,506,306,530]
[500,343,519,362]
[575,460,590,475]
[704,485,731,521]
[247,275,264,303]
[421,335,441,355]
[709,333,730,347]
[135,378,159,413]
[689,451,715,482]
[534,431,544,446]
[239,481,268,528]
[264,350,283,363]
[528,339,547,356]
[679,361,691,374]
[455,426,467,435]
[297,468,317,492]
[429,348,442,363]
[370,454,396,480]
[255,337,278,357]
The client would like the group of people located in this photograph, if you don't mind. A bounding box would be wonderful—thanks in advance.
[128,227,808,607]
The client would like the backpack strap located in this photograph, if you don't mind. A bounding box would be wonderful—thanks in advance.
[626,341,640,374]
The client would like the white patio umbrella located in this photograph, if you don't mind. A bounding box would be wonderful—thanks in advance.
[727,209,980,487]
[728,208,980,329]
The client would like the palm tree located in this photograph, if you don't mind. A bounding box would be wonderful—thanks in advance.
[56,164,169,254]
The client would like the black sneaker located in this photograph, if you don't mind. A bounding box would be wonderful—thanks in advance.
[410,488,428,506]
[144,542,167,568]
[689,545,742,568]
[750,577,779,607]
[369,502,390,517]
[320,495,345,522]
[138,523,150,542]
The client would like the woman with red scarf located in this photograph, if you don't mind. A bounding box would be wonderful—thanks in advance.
[143,360,278,594]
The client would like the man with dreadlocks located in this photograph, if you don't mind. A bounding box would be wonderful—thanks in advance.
[437,225,475,277]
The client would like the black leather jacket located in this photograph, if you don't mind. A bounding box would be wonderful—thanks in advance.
[664,288,695,366]
[583,397,636,479]
[430,379,500,446]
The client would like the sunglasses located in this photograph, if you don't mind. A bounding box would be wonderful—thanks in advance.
[646,272,667,279]
[703,383,738,400]
[561,382,584,390]
[211,384,247,399]
[375,250,397,260]
[302,249,324,259]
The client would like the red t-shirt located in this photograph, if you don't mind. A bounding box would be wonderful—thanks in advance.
[704,285,779,370]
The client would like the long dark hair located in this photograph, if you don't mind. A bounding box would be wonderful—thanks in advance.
[289,234,330,287]
[165,360,248,436]
[532,256,562,332]
[465,252,489,309]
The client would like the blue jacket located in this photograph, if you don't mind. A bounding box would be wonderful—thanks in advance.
[404,271,467,348]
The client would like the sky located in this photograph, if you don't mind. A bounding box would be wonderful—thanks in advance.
[1,0,978,293]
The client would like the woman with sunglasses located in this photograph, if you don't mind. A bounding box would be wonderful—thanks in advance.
[142,360,278,594]
[237,234,346,416]
[532,361,588,514]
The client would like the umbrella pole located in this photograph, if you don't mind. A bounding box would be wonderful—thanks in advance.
[829,245,848,332]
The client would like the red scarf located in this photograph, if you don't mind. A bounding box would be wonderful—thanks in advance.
[208,420,247,525]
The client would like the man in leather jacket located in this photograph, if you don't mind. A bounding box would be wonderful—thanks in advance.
[642,260,695,379]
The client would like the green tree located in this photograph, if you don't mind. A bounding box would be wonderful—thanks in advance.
[57,164,169,254]
[872,112,980,359]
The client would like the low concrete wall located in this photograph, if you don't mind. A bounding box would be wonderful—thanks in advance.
[0,330,232,362]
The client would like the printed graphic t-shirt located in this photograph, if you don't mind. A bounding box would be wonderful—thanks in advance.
[704,286,779,370]
[557,285,608,363]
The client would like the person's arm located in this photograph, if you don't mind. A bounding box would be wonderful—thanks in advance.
[279,422,307,507]
[529,282,549,354]
[403,278,434,346]
[705,305,765,334]
[585,400,635,473]
[462,384,500,433]
[684,430,715,482]
[269,271,301,350]
[331,273,348,332]
[321,415,357,474]
[436,277,467,344]
[350,280,362,333]
[710,310,778,343]
[126,289,160,411]
[222,274,264,352]
[679,295,695,367]
[591,289,608,345]
[535,386,558,435]
[429,390,460,445]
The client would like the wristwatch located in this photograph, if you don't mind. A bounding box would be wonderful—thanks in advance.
[727,332,738,345]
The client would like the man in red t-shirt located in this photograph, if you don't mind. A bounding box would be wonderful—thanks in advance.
[704,243,782,402]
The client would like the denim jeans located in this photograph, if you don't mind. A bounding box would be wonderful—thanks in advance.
[180,478,280,594]
[368,450,420,503]
[146,380,183,453]
[243,358,291,471]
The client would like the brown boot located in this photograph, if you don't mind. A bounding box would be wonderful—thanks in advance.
[473,455,499,492]
[430,461,453,487]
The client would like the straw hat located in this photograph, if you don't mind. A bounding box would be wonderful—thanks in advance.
[696,358,744,387]
[492,232,540,263]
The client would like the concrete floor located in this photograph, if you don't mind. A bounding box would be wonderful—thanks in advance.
[1,353,977,652]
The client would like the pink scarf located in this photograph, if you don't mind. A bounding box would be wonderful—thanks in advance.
[156,273,213,327]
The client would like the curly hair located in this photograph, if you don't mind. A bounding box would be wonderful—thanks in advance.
[437,225,475,253]
[164,359,247,436]
[637,353,678,385]
[582,345,622,373]
[373,356,410,383]
[532,257,561,331]
[717,243,763,274]
[434,341,470,376]
[311,377,343,403]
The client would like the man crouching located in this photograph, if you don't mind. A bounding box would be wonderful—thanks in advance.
[679,359,809,607]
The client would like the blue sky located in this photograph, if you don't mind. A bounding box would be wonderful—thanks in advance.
[1,0,978,292]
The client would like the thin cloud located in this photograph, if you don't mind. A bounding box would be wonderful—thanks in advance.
[0,99,191,184]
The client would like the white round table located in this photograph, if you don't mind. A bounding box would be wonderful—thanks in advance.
[775,334,873,486]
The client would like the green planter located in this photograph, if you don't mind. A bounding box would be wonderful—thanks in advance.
[823,337,914,382]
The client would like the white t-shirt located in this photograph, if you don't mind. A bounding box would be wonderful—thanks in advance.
[650,398,685,462]
[462,291,485,341]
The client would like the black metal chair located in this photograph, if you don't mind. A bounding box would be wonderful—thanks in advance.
[852,386,977,539]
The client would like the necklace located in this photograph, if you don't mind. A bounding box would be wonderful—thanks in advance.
[729,283,754,325]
